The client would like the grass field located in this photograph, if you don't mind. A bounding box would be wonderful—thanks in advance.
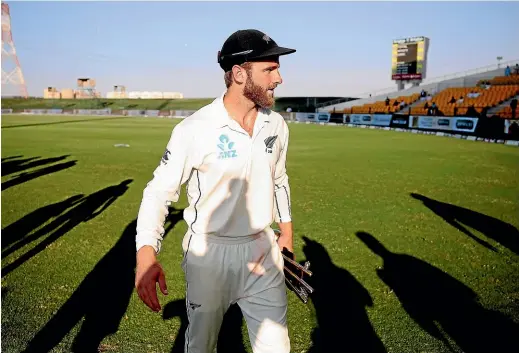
[1,98,216,112]
[2,114,519,353]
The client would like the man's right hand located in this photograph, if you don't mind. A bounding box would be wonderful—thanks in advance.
[135,246,168,312]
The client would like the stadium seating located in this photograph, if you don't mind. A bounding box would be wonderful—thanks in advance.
[339,93,420,114]
[332,71,519,118]
[495,106,517,119]
[410,85,519,116]
[479,75,519,86]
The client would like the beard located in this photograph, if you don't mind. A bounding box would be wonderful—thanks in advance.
[243,76,275,109]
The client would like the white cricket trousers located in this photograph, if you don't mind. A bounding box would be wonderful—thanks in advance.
[180,228,290,353]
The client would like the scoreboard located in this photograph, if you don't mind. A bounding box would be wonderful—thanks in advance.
[391,36,430,81]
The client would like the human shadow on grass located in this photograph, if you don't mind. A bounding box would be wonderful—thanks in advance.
[356,231,519,353]
[300,236,387,353]
[1,194,84,252]
[2,156,39,176]
[1,180,133,277]
[411,193,519,255]
[1,160,77,191]
[2,155,23,161]
[163,300,247,353]
[22,208,185,353]
[1,155,71,177]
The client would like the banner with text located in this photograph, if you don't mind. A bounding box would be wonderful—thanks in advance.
[125,110,146,116]
[73,109,112,115]
[23,109,48,114]
[349,114,372,125]
[346,114,392,126]
[409,116,453,131]
[295,112,314,122]
[348,114,392,127]
[47,109,63,114]
[451,117,479,133]
[173,110,196,117]
[390,114,410,128]
[371,114,393,126]
[408,116,478,133]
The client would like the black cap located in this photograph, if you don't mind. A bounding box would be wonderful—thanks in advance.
[218,29,296,72]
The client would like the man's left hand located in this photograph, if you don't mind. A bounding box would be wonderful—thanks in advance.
[276,222,294,257]
[277,232,294,259]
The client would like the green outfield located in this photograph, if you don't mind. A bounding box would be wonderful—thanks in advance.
[2,114,519,353]
[1,97,216,111]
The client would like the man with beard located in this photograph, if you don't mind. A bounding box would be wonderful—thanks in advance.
[135,29,296,353]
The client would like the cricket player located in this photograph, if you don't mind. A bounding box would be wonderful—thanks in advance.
[135,29,296,353]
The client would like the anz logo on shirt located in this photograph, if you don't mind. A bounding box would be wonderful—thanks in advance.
[217,134,238,159]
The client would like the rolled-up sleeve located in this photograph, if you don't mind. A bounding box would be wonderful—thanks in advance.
[273,125,292,223]
[136,122,195,254]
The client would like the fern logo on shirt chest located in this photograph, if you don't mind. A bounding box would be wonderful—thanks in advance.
[264,135,278,154]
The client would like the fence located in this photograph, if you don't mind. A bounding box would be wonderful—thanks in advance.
[9,109,198,118]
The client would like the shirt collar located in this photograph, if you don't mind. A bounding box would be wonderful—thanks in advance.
[212,91,271,129]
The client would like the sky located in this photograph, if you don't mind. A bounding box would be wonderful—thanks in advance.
[3,1,519,98]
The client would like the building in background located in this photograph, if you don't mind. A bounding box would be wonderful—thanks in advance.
[43,87,60,99]
[43,79,184,100]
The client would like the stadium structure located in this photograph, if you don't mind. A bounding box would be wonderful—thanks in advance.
[316,36,519,121]
[317,65,518,119]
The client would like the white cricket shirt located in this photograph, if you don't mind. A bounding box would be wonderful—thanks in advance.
[135,92,292,253]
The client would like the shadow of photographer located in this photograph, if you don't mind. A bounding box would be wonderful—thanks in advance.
[300,236,387,353]
[1,155,78,191]
[22,207,185,353]
[2,180,133,278]
[411,193,519,255]
[356,231,519,353]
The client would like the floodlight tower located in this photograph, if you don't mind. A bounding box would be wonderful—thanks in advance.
[1,2,28,98]
[497,56,503,69]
